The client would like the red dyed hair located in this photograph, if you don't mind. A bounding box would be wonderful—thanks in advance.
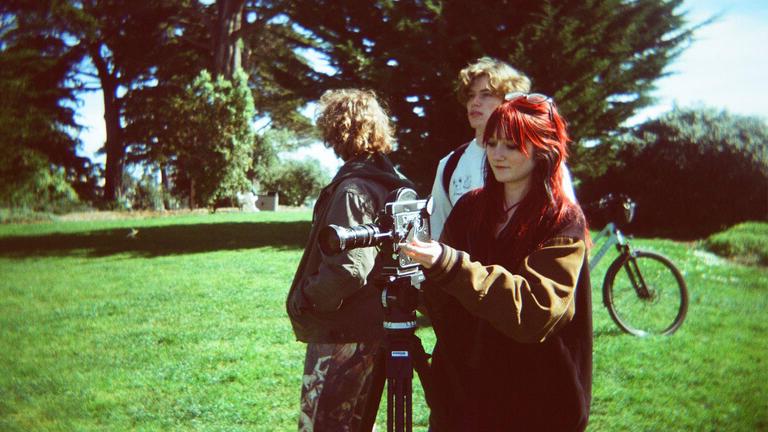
[476,96,586,254]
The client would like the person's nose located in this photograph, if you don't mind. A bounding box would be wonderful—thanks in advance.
[488,144,503,160]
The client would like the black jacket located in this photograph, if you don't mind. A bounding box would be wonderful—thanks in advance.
[423,191,593,431]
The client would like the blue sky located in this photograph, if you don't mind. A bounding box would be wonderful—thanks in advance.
[75,0,768,172]
[633,0,768,121]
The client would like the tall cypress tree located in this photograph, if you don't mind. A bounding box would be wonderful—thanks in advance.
[2,0,318,207]
[286,0,699,191]
[0,6,98,207]
[1,0,186,204]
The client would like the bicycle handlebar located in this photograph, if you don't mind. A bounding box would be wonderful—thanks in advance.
[584,193,636,225]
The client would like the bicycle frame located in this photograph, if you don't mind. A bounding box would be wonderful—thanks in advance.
[590,223,652,299]
[622,254,653,299]
[589,222,628,272]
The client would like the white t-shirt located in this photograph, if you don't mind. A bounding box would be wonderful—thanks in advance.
[429,139,486,240]
[428,139,577,241]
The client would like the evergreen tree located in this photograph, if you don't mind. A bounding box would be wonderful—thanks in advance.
[1,0,184,204]
[122,0,319,206]
[163,70,256,208]
[2,0,318,207]
[139,0,318,131]
[0,9,97,209]
[285,0,700,191]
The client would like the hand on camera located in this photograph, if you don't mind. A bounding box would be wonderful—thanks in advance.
[402,238,442,269]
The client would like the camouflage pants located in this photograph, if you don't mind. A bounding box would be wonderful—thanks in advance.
[299,341,381,432]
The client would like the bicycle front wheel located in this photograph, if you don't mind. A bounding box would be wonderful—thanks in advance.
[603,250,688,336]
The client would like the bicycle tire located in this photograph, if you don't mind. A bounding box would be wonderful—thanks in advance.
[603,250,688,336]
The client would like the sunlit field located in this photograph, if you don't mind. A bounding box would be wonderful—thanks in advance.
[1,211,766,431]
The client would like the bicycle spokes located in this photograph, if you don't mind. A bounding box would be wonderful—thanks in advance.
[605,251,688,336]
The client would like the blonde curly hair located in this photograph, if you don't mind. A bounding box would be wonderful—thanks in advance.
[316,89,394,161]
[456,57,531,104]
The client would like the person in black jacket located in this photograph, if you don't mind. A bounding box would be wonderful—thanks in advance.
[286,89,413,431]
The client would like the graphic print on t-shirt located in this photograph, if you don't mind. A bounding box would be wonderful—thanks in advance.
[450,174,473,204]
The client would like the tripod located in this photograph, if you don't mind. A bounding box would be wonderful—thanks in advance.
[360,268,432,432]
[318,187,434,431]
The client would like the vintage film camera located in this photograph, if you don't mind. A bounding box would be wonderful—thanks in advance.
[318,187,432,276]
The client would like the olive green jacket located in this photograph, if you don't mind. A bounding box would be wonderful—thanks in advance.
[286,152,413,343]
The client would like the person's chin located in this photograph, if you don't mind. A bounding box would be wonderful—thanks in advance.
[492,171,508,183]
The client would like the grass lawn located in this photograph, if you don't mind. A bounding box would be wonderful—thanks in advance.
[0,211,766,431]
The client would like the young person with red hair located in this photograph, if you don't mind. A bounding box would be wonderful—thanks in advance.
[404,94,592,431]
[429,57,577,242]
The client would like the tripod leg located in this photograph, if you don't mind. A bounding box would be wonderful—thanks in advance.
[388,377,411,432]
[406,379,413,432]
[356,336,420,432]
[386,340,415,432]
[359,343,386,432]
[409,335,433,410]
[388,378,395,432]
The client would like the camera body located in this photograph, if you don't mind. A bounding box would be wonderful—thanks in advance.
[319,188,431,276]
[378,189,432,273]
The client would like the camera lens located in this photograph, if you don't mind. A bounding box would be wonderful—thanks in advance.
[319,224,383,255]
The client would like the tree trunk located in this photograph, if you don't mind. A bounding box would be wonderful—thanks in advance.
[91,43,125,204]
[189,178,196,209]
[160,163,171,210]
[213,0,245,79]
[102,84,125,204]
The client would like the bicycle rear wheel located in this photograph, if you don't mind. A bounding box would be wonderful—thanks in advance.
[603,250,688,336]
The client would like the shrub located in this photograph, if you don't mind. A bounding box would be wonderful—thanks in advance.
[579,107,768,238]
[0,147,83,214]
[121,171,168,211]
[704,222,768,266]
[261,159,329,207]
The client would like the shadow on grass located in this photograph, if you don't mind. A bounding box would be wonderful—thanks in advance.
[0,221,312,259]
[593,326,626,338]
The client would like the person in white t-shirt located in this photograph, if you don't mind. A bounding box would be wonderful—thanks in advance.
[429,57,576,240]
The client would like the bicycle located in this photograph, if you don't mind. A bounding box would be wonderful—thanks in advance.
[587,194,689,337]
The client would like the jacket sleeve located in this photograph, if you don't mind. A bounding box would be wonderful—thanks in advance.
[426,237,586,343]
[301,186,379,312]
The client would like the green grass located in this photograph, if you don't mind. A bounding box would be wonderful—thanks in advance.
[703,221,768,266]
[0,208,57,224]
[1,212,766,431]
